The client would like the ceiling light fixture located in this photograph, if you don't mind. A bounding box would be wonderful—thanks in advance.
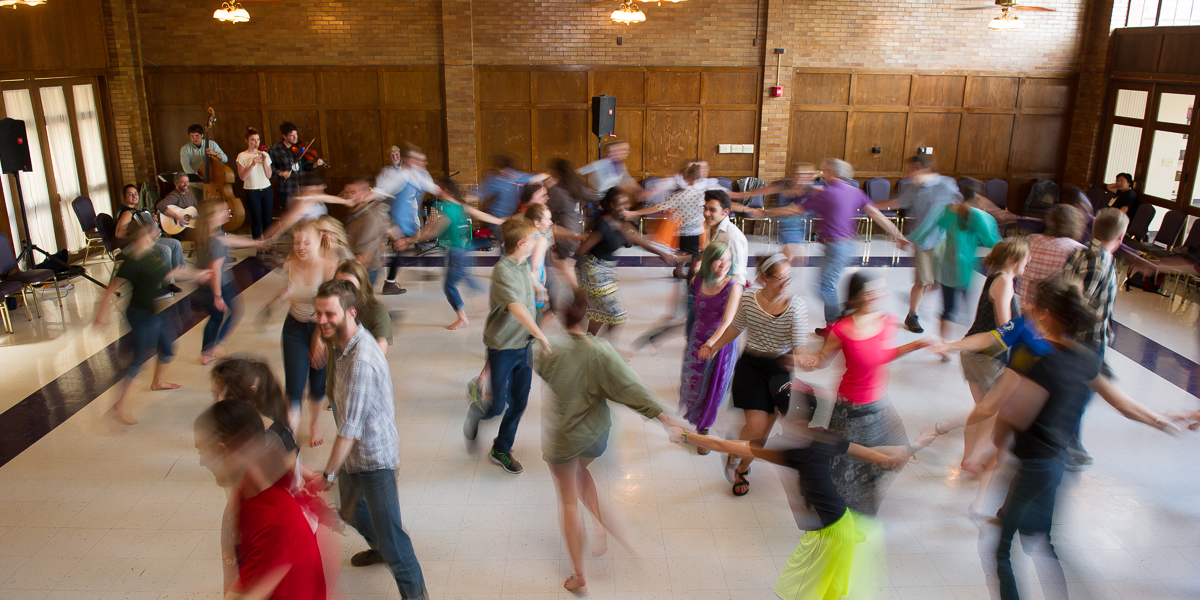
[987,8,1023,29]
[213,0,249,23]
[1,0,48,8]
[611,0,646,24]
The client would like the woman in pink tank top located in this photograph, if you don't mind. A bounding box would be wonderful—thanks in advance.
[802,271,932,515]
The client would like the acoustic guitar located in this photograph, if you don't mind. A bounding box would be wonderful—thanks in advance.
[200,108,247,232]
[159,206,200,236]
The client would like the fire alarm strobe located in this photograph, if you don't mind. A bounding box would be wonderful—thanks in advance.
[771,86,784,97]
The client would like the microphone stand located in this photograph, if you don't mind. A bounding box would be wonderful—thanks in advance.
[7,173,109,291]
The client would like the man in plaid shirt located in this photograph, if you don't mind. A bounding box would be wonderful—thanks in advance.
[270,121,324,211]
[1018,205,1084,311]
[1061,207,1129,470]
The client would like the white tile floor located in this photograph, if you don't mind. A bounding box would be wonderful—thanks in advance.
[0,240,1198,600]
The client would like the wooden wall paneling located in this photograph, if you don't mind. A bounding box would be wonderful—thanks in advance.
[479,70,531,104]
[321,71,380,106]
[702,72,759,105]
[644,110,699,172]
[1114,34,1163,73]
[205,73,261,106]
[846,112,908,173]
[151,110,198,174]
[957,113,1015,173]
[851,75,911,107]
[647,72,702,105]
[480,109,533,170]
[703,110,757,173]
[383,110,446,177]
[911,76,966,107]
[793,73,851,105]
[0,0,108,73]
[615,109,643,174]
[325,110,383,176]
[264,73,319,106]
[964,77,1019,108]
[266,109,321,155]
[147,73,204,108]
[1020,78,1074,110]
[381,71,442,105]
[906,113,962,172]
[787,111,848,168]
[535,109,589,170]
[1158,34,1200,75]
[1009,115,1068,175]
[592,71,645,105]
[209,109,264,198]
[533,72,588,104]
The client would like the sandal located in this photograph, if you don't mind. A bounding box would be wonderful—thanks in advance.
[564,574,588,596]
[732,469,750,497]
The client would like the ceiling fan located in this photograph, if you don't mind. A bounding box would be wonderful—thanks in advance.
[957,0,1054,30]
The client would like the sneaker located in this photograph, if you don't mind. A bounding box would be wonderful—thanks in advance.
[904,313,924,334]
[489,450,524,474]
[155,289,174,301]
[463,403,483,441]
[350,549,386,567]
[381,281,407,295]
[166,283,183,293]
[813,327,831,338]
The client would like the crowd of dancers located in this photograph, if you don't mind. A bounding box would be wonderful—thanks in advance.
[91,128,1200,600]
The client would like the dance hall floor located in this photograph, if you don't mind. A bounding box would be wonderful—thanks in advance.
[0,240,1198,600]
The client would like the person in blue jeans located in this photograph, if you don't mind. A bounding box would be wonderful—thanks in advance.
[462,219,552,474]
[196,199,264,365]
[307,280,428,600]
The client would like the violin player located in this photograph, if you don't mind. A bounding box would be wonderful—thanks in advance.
[269,121,326,212]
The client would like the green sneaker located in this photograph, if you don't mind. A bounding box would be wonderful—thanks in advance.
[467,378,484,412]
[489,450,523,474]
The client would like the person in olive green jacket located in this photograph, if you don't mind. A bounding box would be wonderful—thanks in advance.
[537,288,677,595]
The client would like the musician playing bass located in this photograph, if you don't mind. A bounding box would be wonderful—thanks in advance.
[269,121,325,210]
[181,124,227,197]
[158,173,199,236]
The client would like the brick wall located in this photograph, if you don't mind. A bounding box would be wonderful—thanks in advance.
[1064,0,1121,188]
[103,0,155,188]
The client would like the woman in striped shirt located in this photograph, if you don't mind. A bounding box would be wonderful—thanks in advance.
[699,253,810,496]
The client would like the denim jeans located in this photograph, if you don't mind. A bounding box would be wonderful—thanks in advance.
[126,307,176,378]
[243,187,274,239]
[818,239,855,324]
[996,454,1068,600]
[484,344,532,454]
[339,469,428,600]
[281,314,327,408]
[152,237,184,270]
[199,280,241,353]
[443,247,480,311]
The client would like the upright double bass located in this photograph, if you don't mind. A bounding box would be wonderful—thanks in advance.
[201,107,246,232]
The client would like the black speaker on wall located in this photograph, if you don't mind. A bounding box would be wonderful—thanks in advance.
[0,118,33,175]
[591,95,616,138]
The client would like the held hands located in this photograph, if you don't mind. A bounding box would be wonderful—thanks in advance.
[310,337,328,370]
[794,353,820,370]
[304,475,333,494]
[697,342,715,361]
[666,425,688,444]
[1164,410,1200,431]
[873,446,913,470]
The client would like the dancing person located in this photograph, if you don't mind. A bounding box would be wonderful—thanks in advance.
[305,280,429,600]
[1017,204,1084,310]
[93,220,203,424]
[667,391,907,600]
[546,158,589,261]
[800,271,932,515]
[579,139,635,201]
[196,199,262,365]
[730,162,819,263]
[699,254,809,496]
[1057,186,1096,243]
[317,260,394,417]
[395,179,505,330]
[875,154,963,334]
[478,153,549,220]
[537,289,675,594]
[343,179,391,285]
[959,177,1016,229]
[629,163,706,277]
[315,214,354,263]
[236,127,274,240]
[269,121,324,212]
[115,184,185,294]
[575,188,674,343]
[677,242,742,453]
[703,190,748,284]
[906,195,1000,360]
[265,219,336,445]
[462,219,552,475]
[195,400,327,600]
[369,144,453,295]
[525,203,554,325]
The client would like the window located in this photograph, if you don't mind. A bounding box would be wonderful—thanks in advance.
[1124,0,1200,26]
[2,89,59,253]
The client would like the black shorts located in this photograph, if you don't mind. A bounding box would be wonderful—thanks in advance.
[678,234,701,256]
[731,353,790,413]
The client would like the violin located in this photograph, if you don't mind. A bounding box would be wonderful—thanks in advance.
[289,139,329,169]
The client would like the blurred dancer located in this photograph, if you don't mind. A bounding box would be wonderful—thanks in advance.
[315,214,354,263]
[801,271,931,515]
[1016,204,1083,311]
[677,242,742,453]
[546,158,589,262]
[196,200,263,365]
[537,289,676,594]
[700,254,809,496]
[342,178,391,285]
[525,203,554,324]
[729,162,819,263]
[478,154,549,220]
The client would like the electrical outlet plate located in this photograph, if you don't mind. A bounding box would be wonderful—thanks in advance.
[719,144,732,154]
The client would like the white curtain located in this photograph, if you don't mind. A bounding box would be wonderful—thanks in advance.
[2,89,58,254]
[73,85,111,220]
[40,86,85,251]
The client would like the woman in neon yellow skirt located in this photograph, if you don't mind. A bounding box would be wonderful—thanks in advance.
[667,386,907,599]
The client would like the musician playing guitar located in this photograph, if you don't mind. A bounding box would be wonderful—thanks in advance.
[158,173,200,236]
[269,121,325,211]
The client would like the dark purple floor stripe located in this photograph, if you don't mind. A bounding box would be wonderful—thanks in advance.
[0,258,273,466]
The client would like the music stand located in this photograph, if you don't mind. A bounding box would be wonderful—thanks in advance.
[5,172,108,291]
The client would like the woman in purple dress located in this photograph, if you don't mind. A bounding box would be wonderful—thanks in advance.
[678,241,743,453]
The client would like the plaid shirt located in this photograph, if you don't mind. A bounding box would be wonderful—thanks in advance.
[1065,238,1116,347]
[269,140,317,197]
[1019,234,1084,307]
[332,325,400,473]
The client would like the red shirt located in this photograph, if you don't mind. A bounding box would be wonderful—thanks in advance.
[236,477,326,600]
[832,315,899,405]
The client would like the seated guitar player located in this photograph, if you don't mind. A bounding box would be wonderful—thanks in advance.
[157,173,200,239]
[116,183,185,294]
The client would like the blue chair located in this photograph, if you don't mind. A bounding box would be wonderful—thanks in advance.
[985,178,1009,207]
[717,177,733,191]
[864,178,890,202]
[897,178,913,194]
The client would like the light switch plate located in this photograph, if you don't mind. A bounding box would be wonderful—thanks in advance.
[742,144,754,154]
[719,144,732,154]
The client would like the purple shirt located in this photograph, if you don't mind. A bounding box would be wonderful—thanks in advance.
[803,179,870,240]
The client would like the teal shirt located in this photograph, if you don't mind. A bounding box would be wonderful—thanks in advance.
[435,199,471,249]
[483,255,537,350]
[910,205,1000,289]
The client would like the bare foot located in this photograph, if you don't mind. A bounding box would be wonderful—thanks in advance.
[108,407,138,425]
[940,352,952,363]
[309,429,324,447]
[961,459,984,475]
[446,317,469,330]
[591,527,609,557]
[151,381,181,390]
[200,349,229,365]
[564,574,587,595]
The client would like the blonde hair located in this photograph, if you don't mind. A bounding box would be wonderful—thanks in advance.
[1093,208,1130,242]
[524,203,549,223]
[501,218,538,252]
[195,199,226,256]
[315,215,349,254]
[981,238,1029,272]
